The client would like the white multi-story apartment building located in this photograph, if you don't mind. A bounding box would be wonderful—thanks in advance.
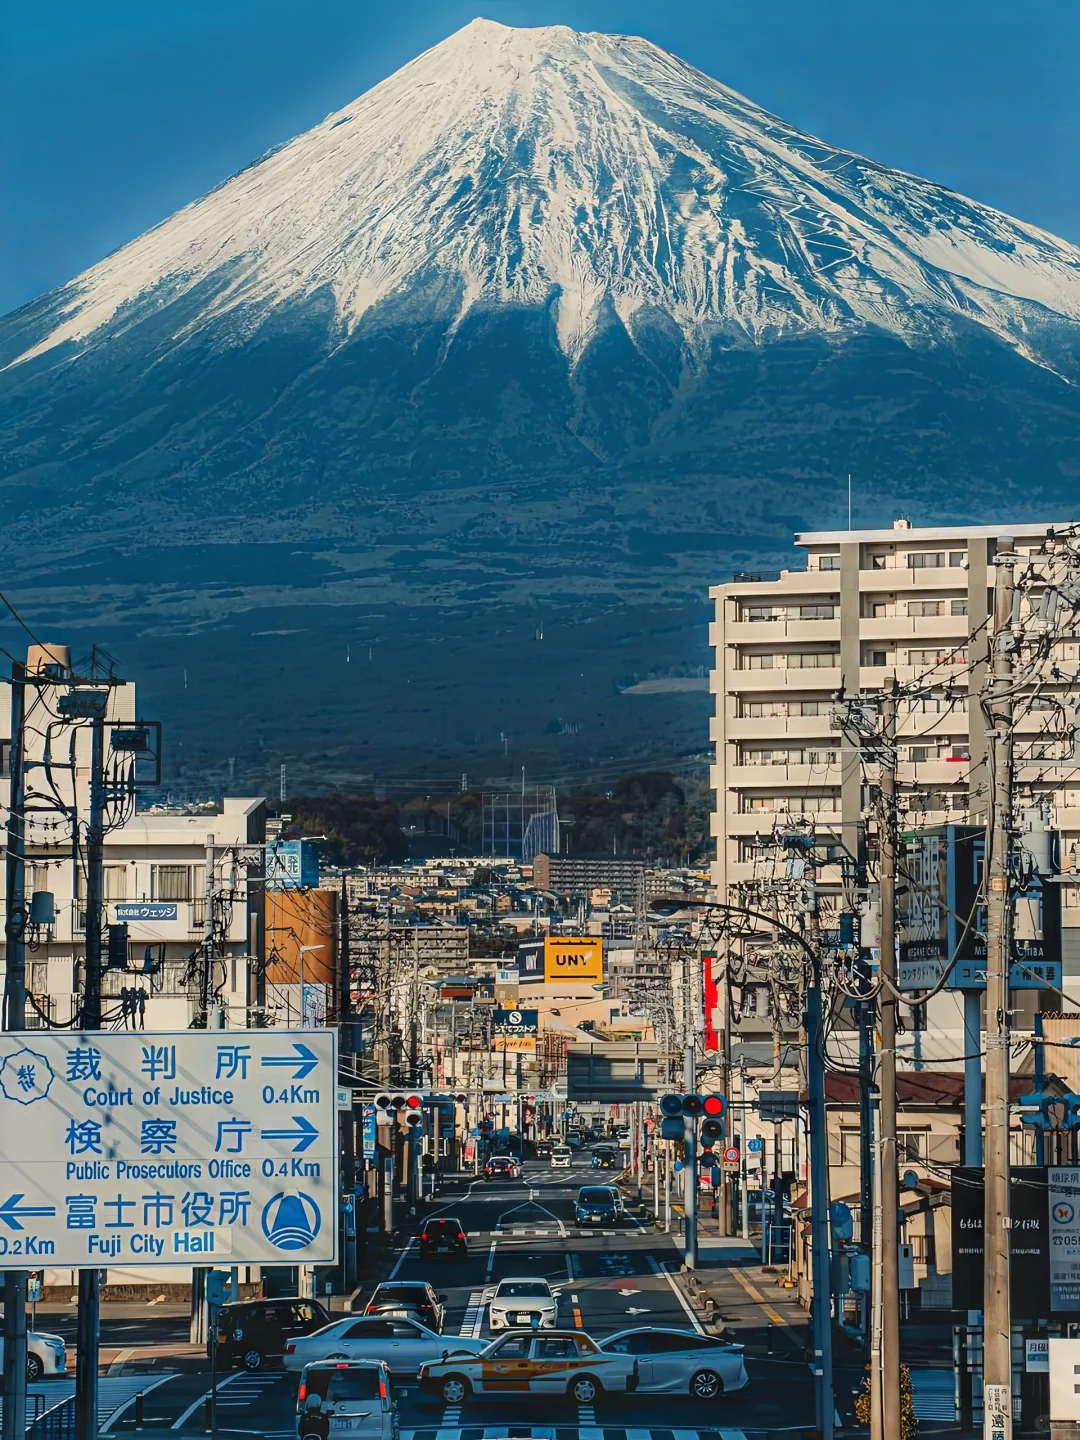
[710,518,1080,1061]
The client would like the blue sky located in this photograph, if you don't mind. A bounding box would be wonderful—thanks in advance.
[3,0,1078,316]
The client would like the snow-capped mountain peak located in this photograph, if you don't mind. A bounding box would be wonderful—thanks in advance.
[12,16,1080,371]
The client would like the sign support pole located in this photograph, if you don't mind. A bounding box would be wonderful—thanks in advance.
[75,701,106,1440]
[2,661,28,1440]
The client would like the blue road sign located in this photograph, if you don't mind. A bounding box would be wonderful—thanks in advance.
[362,1105,377,1160]
[748,1138,764,1153]
[0,1029,336,1269]
[260,1116,319,1153]
[260,1042,318,1079]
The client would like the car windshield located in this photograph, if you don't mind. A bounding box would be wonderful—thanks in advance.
[427,1220,458,1231]
[579,1188,613,1202]
[304,1369,381,1401]
[375,1285,426,1301]
[496,1282,550,1298]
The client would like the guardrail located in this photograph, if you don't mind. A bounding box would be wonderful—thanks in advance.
[26,1393,74,1440]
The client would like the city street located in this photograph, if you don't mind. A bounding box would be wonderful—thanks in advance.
[88,1160,815,1440]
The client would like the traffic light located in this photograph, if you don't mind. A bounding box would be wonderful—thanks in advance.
[374,1093,405,1112]
[659,1093,726,1141]
[700,1116,724,1149]
[403,1095,424,1129]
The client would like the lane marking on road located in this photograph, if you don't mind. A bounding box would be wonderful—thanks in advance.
[647,1256,705,1335]
[485,1238,497,1277]
[388,1235,417,1280]
[726,1264,790,1327]
[100,1372,180,1433]
[170,1369,245,1430]
[495,1200,566,1237]
[106,1348,134,1374]
[565,1253,575,1281]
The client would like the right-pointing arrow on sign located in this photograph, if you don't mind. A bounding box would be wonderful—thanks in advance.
[260,1042,318,1079]
[261,1116,319,1153]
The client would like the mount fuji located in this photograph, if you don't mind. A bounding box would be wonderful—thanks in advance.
[3,18,1080,785]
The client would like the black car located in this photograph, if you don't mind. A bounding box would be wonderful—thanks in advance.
[534,1140,553,1159]
[365,1281,446,1333]
[419,1217,467,1260]
[214,1297,330,1371]
[591,1146,619,1170]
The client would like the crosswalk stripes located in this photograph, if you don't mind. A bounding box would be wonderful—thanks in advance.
[459,1290,486,1339]
[400,1429,749,1440]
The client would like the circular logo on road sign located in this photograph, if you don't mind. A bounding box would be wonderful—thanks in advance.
[723,1146,740,1164]
[1054,1201,1075,1225]
[261,1191,321,1251]
[0,1048,55,1106]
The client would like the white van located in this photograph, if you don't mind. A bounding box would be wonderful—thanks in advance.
[550,1145,573,1168]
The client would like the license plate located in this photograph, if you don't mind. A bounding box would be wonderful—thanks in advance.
[386,1309,410,1317]
[515,1313,530,1323]
[331,1421,359,1431]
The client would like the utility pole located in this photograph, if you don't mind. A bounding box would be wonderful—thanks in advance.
[873,684,901,1440]
[75,692,107,1440]
[2,661,28,1440]
[339,876,357,1289]
[983,545,1017,1440]
[683,967,698,1268]
[806,972,834,1440]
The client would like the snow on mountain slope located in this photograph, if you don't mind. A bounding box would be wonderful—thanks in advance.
[11,16,1080,372]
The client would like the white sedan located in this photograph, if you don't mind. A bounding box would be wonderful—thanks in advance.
[285,1317,486,1378]
[483,1277,560,1331]
[598,1327,748,1399]
[0,1331,67,1382]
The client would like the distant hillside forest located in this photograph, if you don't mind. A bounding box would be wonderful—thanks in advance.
[281,771,711,868]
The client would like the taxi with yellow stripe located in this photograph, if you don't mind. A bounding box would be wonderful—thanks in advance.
[418,1330,638,1404]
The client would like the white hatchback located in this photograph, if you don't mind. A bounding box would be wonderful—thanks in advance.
[599,1328,748,1398]
[550,1147,572,1168]
[296,1361,398,1440]
[0,1331,67,1383]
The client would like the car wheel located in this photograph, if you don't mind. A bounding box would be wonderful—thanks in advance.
[569,1375,600,1404]
[26,1354,44,1383]
[242,1349,263,1371]
[441,1376,470,1404]
[690,1369,723,1400]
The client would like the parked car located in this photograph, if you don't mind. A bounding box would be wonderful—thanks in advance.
[483,1277,560,1331]
[550,1145,572,1168]
[0,1331,66,1382]
[365,1283,446,1333]
[575,1185,621,1225]
[295,1360,398,1440]
[484,1155,521,1182]
[419,1217,467,1260]
[285,1317,486,1378]
[419,1330,638,1404]
[598,1327,748,1399]
[215,1298,331,1371]
[591,1147,619,1170]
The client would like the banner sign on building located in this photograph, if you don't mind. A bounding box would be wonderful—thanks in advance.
[952,1166,1050,1315]
[516,940,545,984]
[703,954,720,1053]
[1049,1166,1080,1311]
[0,1029,337,1268]
[543,937,603,983]
[493,1009,538,1035]
[494,1035,536,1053]
[361,1104,377,1161]
[114,904,178,923]
[899,825,1061,991]
[266,840,320,891]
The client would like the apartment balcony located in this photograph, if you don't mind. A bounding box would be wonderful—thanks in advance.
[724,714,837,740]
[724,810,843,835]
[729,763,845,787]
[858,565,974,588]
[718,571,836,596]
[1053,807,1080,833]
[723,618,841,645]
[859,615,970,640]
[897,759,971,786]
[860,665,969,690]
[727,666,842,692]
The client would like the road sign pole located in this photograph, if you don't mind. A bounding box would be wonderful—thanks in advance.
[2,661,27,1440]
[683,1045,698,1270]
[75,702,105,1440]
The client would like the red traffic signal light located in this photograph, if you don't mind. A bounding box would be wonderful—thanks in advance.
[405,1095,422,1109]
[702,1095,726,1118]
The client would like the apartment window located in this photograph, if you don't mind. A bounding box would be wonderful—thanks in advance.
[739,839,772,861]
[908,600,942,617]
[103,865,128,901]
[951,598,968,616]
[949,551,967,568]
[909,552,945,569]
[870,602,890,618]
[909,746,934,763]
[788,651,840,668]
[744,653,775,669]
[152,865,199,902]
[799,700,829,716]
[912,691,966,714]
[868,650,888,667]
[743,604,778,622]
[741,700,787,718]
[870,554,890,570]
[898,1131,928,1162]
[742,748,789,766]
[818,555,841,571]
[743,794,837,814]
[799,604,835,620]
[949,745,970,761]
[840,1130,862,1166]
[805,748,839,766]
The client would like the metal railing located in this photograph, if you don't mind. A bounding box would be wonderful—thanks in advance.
[26,1393,74,1440]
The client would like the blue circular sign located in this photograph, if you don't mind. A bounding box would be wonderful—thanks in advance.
[261,1191,321,1251]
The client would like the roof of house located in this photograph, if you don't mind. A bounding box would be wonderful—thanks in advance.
[820,1071,1065,1107]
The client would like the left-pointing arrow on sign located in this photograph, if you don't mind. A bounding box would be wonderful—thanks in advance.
[260,1116,319,1153]
[0,1194,57,1231]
